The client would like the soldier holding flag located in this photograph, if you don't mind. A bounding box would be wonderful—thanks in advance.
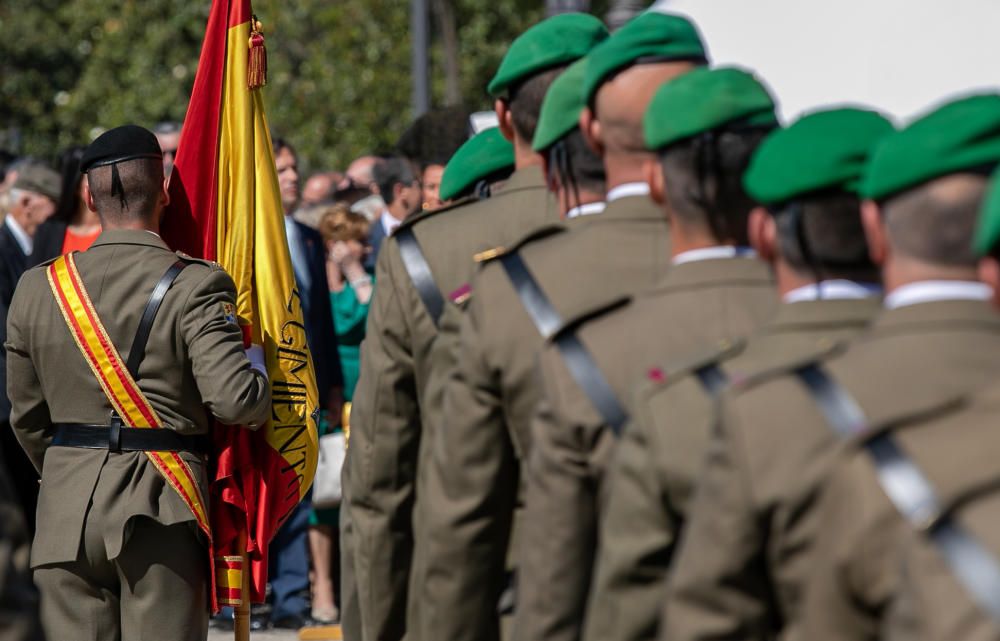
[6,125,271,641]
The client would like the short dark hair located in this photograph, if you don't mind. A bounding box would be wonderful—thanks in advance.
[272,136,296,159]
[87,157,164,223]
[372,156,417,206]
[882,172,987,268]
[659,127,772,245]
[547,129,606,195]
[774,190,876,281]
[507,66,567,143]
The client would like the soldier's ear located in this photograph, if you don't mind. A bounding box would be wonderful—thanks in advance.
[646,158,665,206]
[977,257,1000,309]
[748,207,776,262]
[579,107,604,157]
[84,178,98,213]
[861,200,888,267]
[495,99,516,143]
[161,178,171,208]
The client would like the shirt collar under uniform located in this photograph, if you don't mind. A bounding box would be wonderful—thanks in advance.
[672,246,756,266]
[606,182,651,203]
[783,279,882,304]
[380,210,403,236]
[4,215,31,255]
[884,280,993,310]
[565,202,606,219]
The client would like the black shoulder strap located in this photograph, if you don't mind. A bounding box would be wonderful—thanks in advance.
[499,252,629,434]
[499,252,562,339]
[125,260,187,380]
[554,332,629,434]
[396,227,445,327]
[794,363,1000,622]
[693,362,729,398]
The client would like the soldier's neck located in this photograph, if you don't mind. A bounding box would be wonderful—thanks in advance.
[882,256,980,294]
[602,149,654,191]
[513,135,543,170]
[103,219,160,236]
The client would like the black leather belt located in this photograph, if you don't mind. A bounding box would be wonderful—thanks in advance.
[52,423,209,454]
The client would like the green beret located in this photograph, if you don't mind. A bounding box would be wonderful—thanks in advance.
[582,11,707,105]
[532,58,594,152]
[439,128,515,202]
[973,169,1000,256]
[862,93,1000,201]
[487,13,609,97]
[744,108,895,204]
[643,66,777,151]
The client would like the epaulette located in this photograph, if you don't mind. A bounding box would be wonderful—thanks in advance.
[392,195,477,235]
[34,255,61,268]
[732,339,847,394]
[475,223,568,264]
[648,338,748,389]
[173,251,216,268]
[547,295,632,343]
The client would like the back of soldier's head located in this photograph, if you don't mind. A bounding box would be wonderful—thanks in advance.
[745,107,896,280]
[80,125,165,225]
[646,67,778,245]
[88,158,164,223]
[862,93,1000,270]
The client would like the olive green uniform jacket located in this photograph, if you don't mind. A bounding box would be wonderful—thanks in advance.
[660,297,1000,641]
[0,456,41,641]
[418,193,671,641]
[585,296,880,641]
[5,231,269,638]
[515,255,776,641]
[800,379,1000,641]
[344,166,556,641]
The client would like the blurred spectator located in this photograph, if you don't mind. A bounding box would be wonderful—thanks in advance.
[421,161,445,211]
[308,203,374,624]
[31,146,102,265]
[295,171,346,229]
[268,136,345,630]
[342,155,385,222]
[154,122,181,177]
[366,156,421,270]
[0,161,59,533]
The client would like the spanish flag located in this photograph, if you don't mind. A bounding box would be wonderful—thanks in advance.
[161,0,319,610]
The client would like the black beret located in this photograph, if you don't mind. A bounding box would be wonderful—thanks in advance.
[80,125,163,173]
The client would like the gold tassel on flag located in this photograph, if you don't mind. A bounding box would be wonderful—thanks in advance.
[248,15,267,89]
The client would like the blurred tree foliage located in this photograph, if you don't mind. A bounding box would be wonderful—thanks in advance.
[0,0,594,172]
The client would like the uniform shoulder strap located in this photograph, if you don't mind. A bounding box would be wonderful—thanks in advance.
[126,260,187,380]
[395,226,445,327]
[794,364,1000,622]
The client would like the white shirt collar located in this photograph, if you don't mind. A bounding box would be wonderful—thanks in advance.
[4,215,31,255]
[783,279,882,304]
[606,182,651,203]
[566,202,607,219]
[381,210,403,236]
[884,280,993,310]
[672,246,757,266]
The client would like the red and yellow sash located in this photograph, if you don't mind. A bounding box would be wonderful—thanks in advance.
[46,253,212,539]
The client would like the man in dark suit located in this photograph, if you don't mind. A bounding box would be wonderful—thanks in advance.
[267,137,345,629]
[365,155,422,270]
[1,162,61,533]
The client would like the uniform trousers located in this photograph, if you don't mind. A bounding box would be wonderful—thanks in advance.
[34,510,207,641]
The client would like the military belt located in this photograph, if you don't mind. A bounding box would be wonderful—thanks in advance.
[794,363,1000,623]
[396,227,445,326]
[53,423,209,454]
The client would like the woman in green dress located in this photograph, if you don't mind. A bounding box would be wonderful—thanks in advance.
[309,203,374,623]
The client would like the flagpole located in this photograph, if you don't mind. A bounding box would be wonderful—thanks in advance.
[234,529,251,641]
